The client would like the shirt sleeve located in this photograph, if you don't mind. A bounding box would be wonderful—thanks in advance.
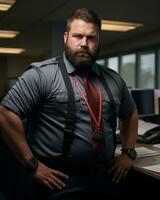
[1,67,47,119]
[118,77,136,120]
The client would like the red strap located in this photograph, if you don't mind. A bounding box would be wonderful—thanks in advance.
[71,76,102,130]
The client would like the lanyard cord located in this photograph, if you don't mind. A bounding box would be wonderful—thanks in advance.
[70,76,102,129]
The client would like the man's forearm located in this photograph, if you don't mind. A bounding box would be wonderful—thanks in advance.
[0,106,34,165]
[119,109,138,149]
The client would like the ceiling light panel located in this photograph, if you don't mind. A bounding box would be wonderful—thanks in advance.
[0,47,25,54]
[101,20,143,32]
[0,30,19,38]
[0,0,16,11]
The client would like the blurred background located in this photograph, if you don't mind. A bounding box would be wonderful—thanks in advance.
[0,0,160,112]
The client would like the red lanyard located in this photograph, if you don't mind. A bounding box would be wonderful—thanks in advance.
[70,76,102,130]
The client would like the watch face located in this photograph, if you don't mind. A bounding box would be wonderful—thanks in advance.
[122,148,137,160]
[129,149,137,159]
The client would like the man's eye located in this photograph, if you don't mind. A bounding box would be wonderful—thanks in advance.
[87,36,96,41]
[74,35,82,39]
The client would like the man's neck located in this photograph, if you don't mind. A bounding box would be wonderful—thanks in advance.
[75,67,92,76]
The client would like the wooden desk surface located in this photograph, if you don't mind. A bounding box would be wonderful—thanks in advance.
[134,144,160,180]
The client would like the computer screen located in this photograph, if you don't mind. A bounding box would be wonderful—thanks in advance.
[131,89,155,115]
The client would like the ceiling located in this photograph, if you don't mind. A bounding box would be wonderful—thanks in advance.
[0,0,160,57]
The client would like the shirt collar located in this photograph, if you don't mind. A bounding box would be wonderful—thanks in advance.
[63,52,100,76]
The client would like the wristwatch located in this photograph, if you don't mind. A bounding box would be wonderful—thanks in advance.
[25,156,39,173]
[122,148,137,160]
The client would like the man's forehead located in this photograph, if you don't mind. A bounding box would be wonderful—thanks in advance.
[69,19,98,34]
[70,19,96,28]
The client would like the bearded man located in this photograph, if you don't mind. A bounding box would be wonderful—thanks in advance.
[0,8,138,200]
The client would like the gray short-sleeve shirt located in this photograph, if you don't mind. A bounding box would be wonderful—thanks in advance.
[1,53,136,167]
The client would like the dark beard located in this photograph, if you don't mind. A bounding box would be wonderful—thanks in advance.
[64,45,99,73]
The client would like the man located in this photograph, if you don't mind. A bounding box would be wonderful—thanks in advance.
[0,8,138,200]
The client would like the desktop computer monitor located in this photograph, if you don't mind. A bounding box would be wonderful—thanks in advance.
[131,89,155,115]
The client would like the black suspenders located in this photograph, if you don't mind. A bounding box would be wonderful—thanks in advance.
[56,57,76,157]
[56,57,117,157]
[99,70,117,149]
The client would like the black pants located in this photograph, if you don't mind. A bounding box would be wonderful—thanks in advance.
[26,172,125,200]
[0,192,6,200]
[25,157,128,200]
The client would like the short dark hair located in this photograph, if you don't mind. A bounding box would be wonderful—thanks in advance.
[66,8,101,32]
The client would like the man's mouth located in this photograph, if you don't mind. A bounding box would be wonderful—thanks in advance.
[76,51,90,56]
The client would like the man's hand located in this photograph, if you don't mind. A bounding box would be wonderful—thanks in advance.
[108,154,134,183]
[30,162,69,190]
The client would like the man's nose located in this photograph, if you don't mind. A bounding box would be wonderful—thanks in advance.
[80,37,88,46]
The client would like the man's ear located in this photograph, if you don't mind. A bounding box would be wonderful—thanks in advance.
[64,32,68,44]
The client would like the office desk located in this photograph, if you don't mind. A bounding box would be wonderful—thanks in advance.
[134,144,160,180]
[123,144,160,199]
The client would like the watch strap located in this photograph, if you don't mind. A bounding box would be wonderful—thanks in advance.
[25,156,39,173]
[122,148,137,160]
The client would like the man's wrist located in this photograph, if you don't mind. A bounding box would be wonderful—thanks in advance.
[121,148,137,160]
[25,156,39,173]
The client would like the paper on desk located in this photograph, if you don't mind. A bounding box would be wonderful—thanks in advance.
[136,147,160,157]
[115,146,160,158]
[153,144,160,148]
[138,120,159,136]
[142,164,160,173]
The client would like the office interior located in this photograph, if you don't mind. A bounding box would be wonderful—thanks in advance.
[0,0,160,199]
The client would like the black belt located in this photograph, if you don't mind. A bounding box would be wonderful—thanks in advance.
[38,157,110,176]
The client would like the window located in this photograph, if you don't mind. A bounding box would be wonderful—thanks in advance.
[96,59,105,66]
[158,49,160,88]
[108,57,119,72]
[104,48,160,89]
[121,54,136,88]
[138,52,155,88]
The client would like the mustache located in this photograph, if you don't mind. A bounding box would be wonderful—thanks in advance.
[75,50,92,56]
